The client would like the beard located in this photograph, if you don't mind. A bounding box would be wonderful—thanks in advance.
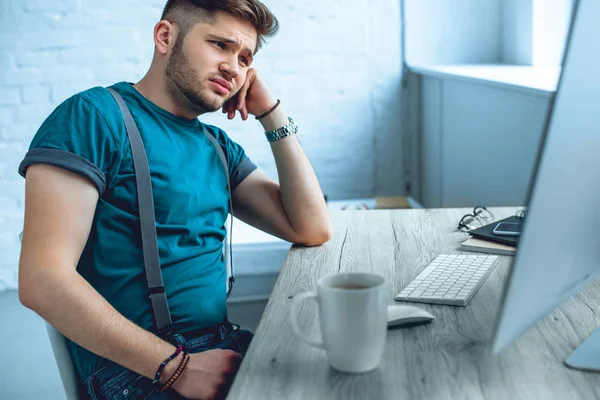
[165,36,233,115]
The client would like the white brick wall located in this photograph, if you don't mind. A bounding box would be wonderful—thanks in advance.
[0,0,404,290]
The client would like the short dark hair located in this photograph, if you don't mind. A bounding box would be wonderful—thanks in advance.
[160,0,279,53]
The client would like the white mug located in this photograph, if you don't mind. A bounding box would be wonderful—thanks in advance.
[289,272,387,373]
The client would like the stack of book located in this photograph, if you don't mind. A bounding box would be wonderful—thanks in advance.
[459,237,516,256]
[459,215,523,256]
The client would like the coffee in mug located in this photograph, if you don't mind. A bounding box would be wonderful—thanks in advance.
[332,284,370,290]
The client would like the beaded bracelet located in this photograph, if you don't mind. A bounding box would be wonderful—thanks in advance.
[153,345,183,385]
[255,99,281,120]
[159,352,190,393]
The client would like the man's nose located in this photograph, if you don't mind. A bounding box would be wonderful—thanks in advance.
[219,57,239,79]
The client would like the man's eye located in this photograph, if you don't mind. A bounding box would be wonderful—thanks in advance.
[212,41,226,49]
[240,56,249,66]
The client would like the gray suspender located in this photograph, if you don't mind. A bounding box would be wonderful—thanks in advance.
[107,88,235,336]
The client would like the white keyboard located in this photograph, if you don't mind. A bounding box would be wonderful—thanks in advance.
[395,254,500,306]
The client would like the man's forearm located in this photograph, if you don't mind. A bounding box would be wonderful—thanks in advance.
[21,267,176,380]
[259,106,332,243]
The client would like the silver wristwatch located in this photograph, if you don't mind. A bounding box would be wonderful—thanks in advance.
[264,117,298,142]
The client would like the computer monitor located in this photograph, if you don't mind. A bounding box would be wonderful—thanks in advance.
[492,0,600,371]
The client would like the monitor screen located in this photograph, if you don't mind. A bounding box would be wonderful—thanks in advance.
[492,0,600,364]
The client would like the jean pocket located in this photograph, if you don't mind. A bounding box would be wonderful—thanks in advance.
[99,372,157,400]
[234,330,254,355]
[224,329,254,355]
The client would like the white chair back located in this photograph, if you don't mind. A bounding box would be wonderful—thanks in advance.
[45,322,81,400]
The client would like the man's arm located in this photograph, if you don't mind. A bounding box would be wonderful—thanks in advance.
[19,164,179,378]
[19,164,240,399]
[226,70,333,246]
[232,105,332,246]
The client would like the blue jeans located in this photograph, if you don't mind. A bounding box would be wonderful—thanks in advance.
[82,322,253,400]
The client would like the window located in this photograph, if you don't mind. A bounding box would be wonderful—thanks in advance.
[502,0,574,66]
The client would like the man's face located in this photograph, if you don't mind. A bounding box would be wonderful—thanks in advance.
[165,11,257,114]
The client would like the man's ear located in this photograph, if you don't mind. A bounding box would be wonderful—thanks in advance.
[154,20,177,55]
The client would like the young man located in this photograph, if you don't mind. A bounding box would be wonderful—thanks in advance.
[17,1,332,399]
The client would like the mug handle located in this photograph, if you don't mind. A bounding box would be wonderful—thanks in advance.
[289,292,324,349]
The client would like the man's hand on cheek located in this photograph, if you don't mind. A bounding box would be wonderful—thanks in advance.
[222,68,277,121]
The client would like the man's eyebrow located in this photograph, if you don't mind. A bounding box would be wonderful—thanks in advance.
[206,34,255,57]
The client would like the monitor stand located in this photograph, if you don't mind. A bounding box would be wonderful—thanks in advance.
[565,327,600,372]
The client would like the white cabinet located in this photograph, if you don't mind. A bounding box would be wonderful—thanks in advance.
[414,65,559,208]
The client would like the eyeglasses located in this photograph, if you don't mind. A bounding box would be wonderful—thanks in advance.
[457,206,495,232]
[515,209,527,219]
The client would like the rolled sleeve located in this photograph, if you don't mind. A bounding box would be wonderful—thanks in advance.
[230,157,257,191]
[19,148,107,194]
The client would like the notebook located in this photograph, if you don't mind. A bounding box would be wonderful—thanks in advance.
[460,237,516,256]
[468,216,522,246]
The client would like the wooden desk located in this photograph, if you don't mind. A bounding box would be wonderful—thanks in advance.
[228,208,600,400]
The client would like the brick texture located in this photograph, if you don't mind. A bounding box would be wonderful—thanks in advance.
[0,0,404,290]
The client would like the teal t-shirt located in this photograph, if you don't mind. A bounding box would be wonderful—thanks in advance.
[18,82,257,381]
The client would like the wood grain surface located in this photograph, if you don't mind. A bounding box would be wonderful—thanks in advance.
[227,208,600,400]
